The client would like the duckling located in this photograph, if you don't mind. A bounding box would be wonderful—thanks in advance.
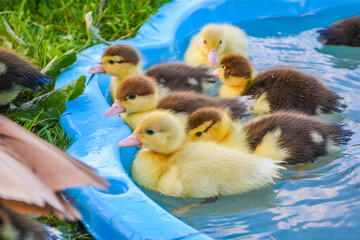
[104,74,251,130]
[187,107,352,165]
[0,115,109,220]
[0,49,52,106]
[184,24,249,67]
[318,15,360,46]
[88,44,215,100]
[213,53,344,115]
[117,110,283,198]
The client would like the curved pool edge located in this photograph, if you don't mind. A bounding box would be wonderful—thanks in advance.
[55,0,360,239]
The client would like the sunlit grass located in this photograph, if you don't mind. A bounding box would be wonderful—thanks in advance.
[0,0,169,239]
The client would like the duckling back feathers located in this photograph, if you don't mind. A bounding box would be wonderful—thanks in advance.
[158,91,251,120]
[244,111,352,164]
[242,68,344,115]
[145,63,215,94]
[0,49,52,105]
[318,15,360,46]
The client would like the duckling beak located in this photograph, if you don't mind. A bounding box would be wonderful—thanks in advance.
[210,68,219,78]
[208,50,219,65]
[104,102,125,117]
[88,63,106,74]
[118,133,142,147]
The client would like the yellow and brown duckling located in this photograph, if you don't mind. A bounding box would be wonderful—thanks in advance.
[318,15,360,47]
[88,44,215,100]
[0,49,52,106]
[117,110,283,199]
[212,53,345,115]
[184,24,249,67]
[187,108,353,165]
[104,74,251,130]
[0,115,109,221]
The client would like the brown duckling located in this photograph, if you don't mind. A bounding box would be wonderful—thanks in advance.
[0,49,52,106]
[104,74,251,130]
[212,53,344,115]
[0,115,109,220]
[88,44,215,100]
[187,108,352,165]
[318,15,360,46]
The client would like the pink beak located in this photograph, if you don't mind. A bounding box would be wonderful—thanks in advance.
[88,63,106,74]
[118,133,142,147]
[210,68,220,78]
[207,50,219,65]
[104,102,125,117]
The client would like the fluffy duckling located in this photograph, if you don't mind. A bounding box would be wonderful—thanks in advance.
[104,74,251,130]
[187,108,352,165]
[88,44,215,100]
[184,24,249,67]
[117,110,283,198]
[318,15,360,46]
[213,53,344,115]
[0,49,52,106]
[0,115,109,220]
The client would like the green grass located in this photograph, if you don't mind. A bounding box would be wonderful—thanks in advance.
[0,0,170,239]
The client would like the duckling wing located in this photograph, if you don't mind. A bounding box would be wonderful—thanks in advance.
[0,116,109,192]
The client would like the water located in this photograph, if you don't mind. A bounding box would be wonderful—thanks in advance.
[138,12,360,239]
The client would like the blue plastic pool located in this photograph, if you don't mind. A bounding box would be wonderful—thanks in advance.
[55,0,360,239]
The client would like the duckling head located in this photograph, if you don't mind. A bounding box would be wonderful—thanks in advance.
[118,111,187,154]
[200,24,226,65]
[187,107,232,143]
[88,44,142,78]
[212,53,253,87]
[105,74,159,116]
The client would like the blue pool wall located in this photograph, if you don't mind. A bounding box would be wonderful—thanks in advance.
[55,0,360,239]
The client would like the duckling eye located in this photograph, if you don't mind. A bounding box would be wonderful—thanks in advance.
[145,129,155,135]
[221,64,225,69]
[108,60,115,64]
[195,132,202,137]
[128,94,137,100]
[219,40,222,44]
[203,40,207,44]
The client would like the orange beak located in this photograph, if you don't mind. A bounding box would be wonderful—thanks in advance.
[104,102,125,117]
[210,68,220,78]
[88,63,106,74]
[118,133,142,147]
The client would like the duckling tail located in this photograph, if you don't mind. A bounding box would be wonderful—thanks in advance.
[29,74,53,92]
[334,121,353,145]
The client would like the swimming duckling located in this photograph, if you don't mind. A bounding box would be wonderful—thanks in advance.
[318,15,360,47]
[184,24,249,67]
[88,44,215,100]
[0,115,109,220]
[0,49,52,106]
[104,74,251,130]
[213,53,344,115]
[187,108,352,165]
[117,110,283,198]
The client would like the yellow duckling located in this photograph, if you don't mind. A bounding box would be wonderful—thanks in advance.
[184,24,249,67]
[187,107,353,165]
[212,53,344,115]
[88,44,142,100]
[117,110,283,198]
[88,44,215,100]
[104,75,251,130]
